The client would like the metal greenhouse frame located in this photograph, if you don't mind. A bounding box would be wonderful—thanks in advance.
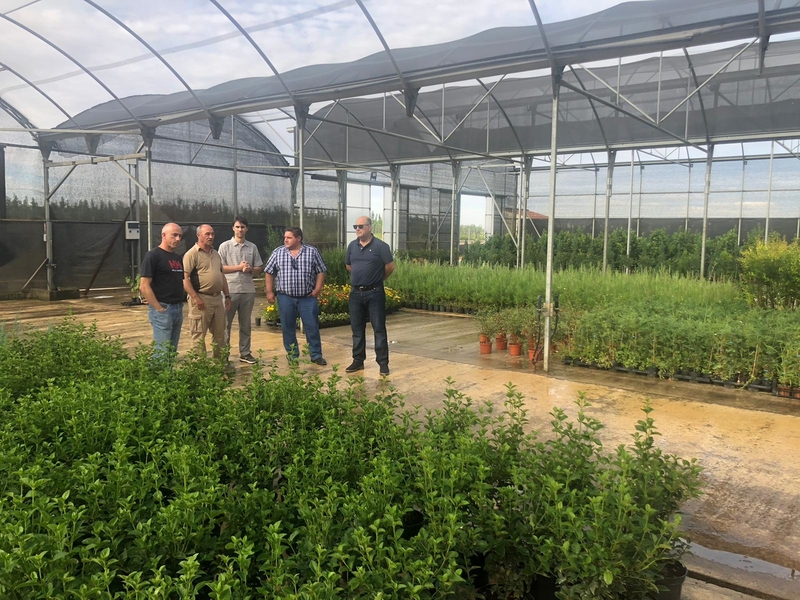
[4,0,800,370]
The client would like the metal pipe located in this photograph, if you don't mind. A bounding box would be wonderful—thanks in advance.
[43,158,54,291]
[765,141,774,242]
[700,145,715,278]
[520,156,532,268]
[450,161,460,265]
[298,121,305,232]
[738,156,746,245]
[543,73,560,373]
[626,154,634,265]
[685,156,693,231]
[602,150,617,273]
[232,116,239,217]
[146,147,153,251]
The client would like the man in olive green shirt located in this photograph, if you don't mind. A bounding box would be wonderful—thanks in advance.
[183,224,232,359]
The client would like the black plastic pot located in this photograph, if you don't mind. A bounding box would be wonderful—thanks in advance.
[401,509,425,540]
[652,560,687,600]
[465,552,489,590]
[646,366,659,377]
[527,574,558,600]
[562,356,573,365]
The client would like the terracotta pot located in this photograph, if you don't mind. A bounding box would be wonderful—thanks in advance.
[528,347,543,362]
[495,334,508,351]
[479,334,490,344]
[479,341,492,354]
[509,342,523,356]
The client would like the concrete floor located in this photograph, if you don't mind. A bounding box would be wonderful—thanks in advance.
[3,293,800,599]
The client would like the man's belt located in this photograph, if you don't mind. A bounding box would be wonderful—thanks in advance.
[353,284,379,291]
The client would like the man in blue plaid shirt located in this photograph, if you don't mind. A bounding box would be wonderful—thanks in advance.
[264,227,328,365]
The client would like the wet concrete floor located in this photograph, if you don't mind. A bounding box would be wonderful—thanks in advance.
[3,294,800,598]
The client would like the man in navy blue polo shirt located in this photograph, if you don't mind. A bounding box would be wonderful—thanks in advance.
[264,227,327,365]
[345,215,395,376]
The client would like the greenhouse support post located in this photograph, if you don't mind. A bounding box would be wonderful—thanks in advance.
[145,147,153,251]
[296,105,308,233]
[765,141,774,242]
[636,163,643,237]
[519,156,532,267]
[450,161,460,265]
[685,157,692,231]
[738,154,746,246]
[626,154,634,263]
[602,150,616,273]
[543,70,561,373]
[0,145,5,219]
[42,155,54,291]
[336,171,347,247]
[591,167,598,238]
[700,145,714,278]
[232,116,239,217]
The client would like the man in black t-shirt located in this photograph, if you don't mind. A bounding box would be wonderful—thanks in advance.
[140,222,185,361]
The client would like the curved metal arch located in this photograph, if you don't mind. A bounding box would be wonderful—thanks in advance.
[208,0,299,107]
[0,13,145,132]
[476,78,525,156]
[682,49,711,147]
[0,59,77,129]
[0,96,37,132]
[353,0,415,111]
[234,115,291,168]
[82,0,215,124]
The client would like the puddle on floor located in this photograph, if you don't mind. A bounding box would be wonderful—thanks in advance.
[691,542,798,580]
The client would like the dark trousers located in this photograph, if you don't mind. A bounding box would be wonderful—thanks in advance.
[349,287,388,366]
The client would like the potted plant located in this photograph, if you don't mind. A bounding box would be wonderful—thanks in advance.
[125,274,142,305]
[505,308,524,356]
[475,310,496,354]
[493,311,508,351]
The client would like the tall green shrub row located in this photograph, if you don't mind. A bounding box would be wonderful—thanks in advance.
[463,228,755,279]
[739,237,800,309]
[0,321,701,599]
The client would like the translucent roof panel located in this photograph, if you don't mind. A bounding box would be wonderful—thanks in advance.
[303,38,800,166]
[4,0,800,167]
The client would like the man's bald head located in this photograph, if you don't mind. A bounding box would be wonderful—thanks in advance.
[159,222,183,251]
[196,224,215,251]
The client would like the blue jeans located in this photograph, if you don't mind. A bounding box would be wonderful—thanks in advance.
[349,287,388,366]
[148,302,184,362]
[276,294,323,360]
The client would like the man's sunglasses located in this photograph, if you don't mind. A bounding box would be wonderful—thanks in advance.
[353,224,367,230]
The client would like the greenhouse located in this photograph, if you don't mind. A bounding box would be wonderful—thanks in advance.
[2,0,800,598]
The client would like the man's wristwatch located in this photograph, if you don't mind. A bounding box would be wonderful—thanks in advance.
[225,295,231,299]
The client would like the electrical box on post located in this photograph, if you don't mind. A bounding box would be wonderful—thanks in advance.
[125,221,140,240]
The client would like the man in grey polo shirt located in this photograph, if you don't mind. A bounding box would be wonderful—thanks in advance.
[346,215,395,376]
[219,216,263,364]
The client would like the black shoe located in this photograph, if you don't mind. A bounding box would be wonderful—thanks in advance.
[239,354,257,364]
[311,357,327,366]
[379,364,390,376]
[345,361,364,373]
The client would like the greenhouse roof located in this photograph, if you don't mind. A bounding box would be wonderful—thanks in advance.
[2,0,800,164]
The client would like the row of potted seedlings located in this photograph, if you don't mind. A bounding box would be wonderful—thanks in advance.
[475,306,555,363]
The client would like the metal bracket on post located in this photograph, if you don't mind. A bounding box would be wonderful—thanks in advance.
[294,103,309,131]
[208,116,224,140]
[140,126,156,150]
[84,134,101,155]
[38,140,54,162]
[403,86,419,118]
